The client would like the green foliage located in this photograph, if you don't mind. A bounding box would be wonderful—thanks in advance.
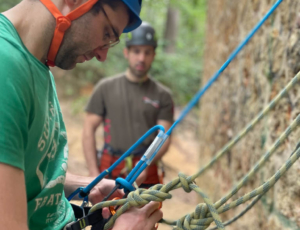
[71,96,90,115]
[151,50,202,104]
[140,0,207,59]
[0,0,19,12]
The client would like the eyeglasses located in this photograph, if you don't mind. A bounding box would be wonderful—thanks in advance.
[100,6,120,50]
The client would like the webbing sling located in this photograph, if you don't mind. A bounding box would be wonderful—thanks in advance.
[64,204,106,230]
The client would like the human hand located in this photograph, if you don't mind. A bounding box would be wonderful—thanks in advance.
[112,202,163,230]
[89,178,124,205]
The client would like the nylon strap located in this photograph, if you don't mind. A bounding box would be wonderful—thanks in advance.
[65,204,106,230]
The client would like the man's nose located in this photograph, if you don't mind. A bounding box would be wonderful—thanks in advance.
[138,53,146,62]
[94,48,108,62]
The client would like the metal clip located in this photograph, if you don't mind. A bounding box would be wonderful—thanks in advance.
[109,197,121,216]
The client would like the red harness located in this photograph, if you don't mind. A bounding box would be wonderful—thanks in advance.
[100,150,161,185]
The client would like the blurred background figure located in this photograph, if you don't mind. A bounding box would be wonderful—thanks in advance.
[82,22,174,187]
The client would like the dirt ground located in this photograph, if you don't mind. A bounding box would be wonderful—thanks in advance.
[61,100,200,229]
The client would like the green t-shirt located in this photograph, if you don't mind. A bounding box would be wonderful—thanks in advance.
[0,14,74,229]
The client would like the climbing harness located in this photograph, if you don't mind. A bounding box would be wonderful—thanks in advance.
[98,143,162,185]
[66,0,300,230]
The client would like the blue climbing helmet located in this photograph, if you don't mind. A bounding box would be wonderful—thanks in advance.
[122,0,143,33]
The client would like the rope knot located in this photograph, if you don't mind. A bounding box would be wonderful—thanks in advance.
[178,172,193,193]
[126,186,172,207]
[175,204,213,230]
[126,189,149,206]
[56,16,71,32]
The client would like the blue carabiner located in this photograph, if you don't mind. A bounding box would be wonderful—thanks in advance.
[67,125,165,201]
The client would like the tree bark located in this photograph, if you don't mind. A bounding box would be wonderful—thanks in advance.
[163,5,179,54]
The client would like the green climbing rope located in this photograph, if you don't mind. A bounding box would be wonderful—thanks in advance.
[208,143,300,230]
[88,71,300,230]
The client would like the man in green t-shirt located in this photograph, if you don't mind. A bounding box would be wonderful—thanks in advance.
[0,0,162,230]
[83,22,174,187]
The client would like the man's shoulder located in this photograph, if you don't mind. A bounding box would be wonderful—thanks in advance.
[95,73,125,89]
[0,35,30,70]
[149,77,173,96]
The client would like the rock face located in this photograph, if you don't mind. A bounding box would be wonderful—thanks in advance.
[198,1,300,229]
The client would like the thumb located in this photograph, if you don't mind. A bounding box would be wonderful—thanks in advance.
[102,207,111,219]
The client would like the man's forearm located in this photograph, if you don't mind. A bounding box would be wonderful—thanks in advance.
[64,172,94,198]
[0,164,29,230]
[82,131,99,176]
[64,172,124,205]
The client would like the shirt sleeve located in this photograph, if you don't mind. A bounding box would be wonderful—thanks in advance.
[85,80,106,117]
[157,91,174,123]
[0,45,32,171]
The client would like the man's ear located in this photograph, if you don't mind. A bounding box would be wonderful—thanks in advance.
[62,0,86,14]
[123,47,129,59]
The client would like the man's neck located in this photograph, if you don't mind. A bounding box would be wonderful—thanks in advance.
[125,69,149,83]
[3,1,57,64]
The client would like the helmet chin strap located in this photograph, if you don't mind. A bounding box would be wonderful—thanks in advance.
[40,0,98,67]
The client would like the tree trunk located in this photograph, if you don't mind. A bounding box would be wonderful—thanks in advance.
[163,5,179,54]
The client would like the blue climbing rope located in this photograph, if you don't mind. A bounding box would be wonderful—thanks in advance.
[167,0,284,135]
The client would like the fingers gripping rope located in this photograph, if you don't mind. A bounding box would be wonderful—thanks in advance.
[89,174,225,230]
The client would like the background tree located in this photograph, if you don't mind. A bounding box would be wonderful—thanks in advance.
[163,1,179,54]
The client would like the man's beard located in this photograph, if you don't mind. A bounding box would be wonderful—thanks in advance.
[129,64,151,78]
[55,49,79,70]
[54,28,89,70]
